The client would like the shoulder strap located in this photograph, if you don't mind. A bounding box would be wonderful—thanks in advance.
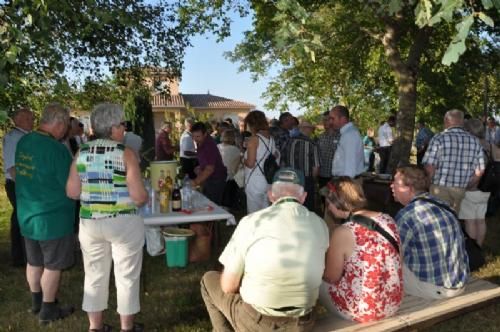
[348,214,399,254]
[245,135,271,184]
[415,196,457,218]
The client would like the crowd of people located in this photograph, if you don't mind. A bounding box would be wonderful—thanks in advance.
[2,101,499,331]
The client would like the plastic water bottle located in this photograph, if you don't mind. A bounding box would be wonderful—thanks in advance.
[143,179,153,215]
[182,175,193,211]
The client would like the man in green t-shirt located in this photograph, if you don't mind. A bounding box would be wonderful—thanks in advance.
[15,103,76,324]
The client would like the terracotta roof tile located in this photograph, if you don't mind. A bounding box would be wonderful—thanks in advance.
[151,93,255,109]
[183,94,255,109]
[151,94,184,107]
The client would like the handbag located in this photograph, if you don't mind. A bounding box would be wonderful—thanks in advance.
[416,197,485,272]
[478,144,500,192]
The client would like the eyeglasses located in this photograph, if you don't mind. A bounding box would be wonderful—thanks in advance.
[119,121,126,127]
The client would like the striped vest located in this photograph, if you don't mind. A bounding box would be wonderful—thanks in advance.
[77,139,136,219]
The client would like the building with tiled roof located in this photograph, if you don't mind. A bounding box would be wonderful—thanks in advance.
[150,77,255,132]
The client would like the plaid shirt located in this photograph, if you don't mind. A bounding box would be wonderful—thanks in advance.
[423,127,485,188]
[316,130,340,178]
[395,193,469,288]
[282,133,320,177]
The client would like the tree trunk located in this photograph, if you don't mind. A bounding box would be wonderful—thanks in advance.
[381,19,431,173]
[388,68,417,172]
[134,93,156,171]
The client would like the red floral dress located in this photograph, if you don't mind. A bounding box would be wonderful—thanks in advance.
[325,213,403,322]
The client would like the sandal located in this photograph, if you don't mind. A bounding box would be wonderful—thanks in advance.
[90,323,113,332]
[120,322,144,332]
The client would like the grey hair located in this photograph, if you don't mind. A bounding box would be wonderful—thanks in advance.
[91,103,124,138]
[271,182,304,199]
[40,103,70,126]
[184,117,195,125]
[445,109,464,126]
[464,118,485,139]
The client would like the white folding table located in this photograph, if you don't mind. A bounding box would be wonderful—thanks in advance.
[142,191,236,226]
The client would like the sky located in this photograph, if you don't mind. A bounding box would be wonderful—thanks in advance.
[179,15,302,118]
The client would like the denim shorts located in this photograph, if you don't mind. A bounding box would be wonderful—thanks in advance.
[25,234,75,270]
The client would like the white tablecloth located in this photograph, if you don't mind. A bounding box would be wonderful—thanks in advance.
[142,191,236,226]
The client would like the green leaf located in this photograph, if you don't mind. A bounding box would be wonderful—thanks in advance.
[456,15,474,40]
[5,46,18,64]
[478,12,494,27]
[388,0,402,15]
[481,0,493,9]
[0,110,8,124]
[442,40,466,65]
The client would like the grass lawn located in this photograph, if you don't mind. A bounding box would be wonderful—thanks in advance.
[0,187,499,332]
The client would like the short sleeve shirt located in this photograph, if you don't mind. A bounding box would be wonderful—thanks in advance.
[423,127,485,188]
[15,131,75,240]
[219,198,329,317]
[180,130,196,158]
[197,136,227,181]
[2,127,28,180]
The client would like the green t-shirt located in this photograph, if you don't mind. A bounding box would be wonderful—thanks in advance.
[15,131,75,241]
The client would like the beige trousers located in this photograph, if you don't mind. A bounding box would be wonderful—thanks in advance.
[79,215,144,315]
[403,265,464,300]
[429,184,466,214]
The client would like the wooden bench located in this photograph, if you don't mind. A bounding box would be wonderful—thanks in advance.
[313,278,500,332]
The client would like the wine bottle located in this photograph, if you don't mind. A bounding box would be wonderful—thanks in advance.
[171,184,182,212]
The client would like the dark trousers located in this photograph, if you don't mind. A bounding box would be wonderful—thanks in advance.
[202,178,226,206]
[5,180,26,266]
[378,146,391,174]
[416,146,428,166]
[180,157,198,179]
[304,176,316,212]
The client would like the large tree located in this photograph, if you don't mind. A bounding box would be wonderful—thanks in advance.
[0,0,191,116]
[179,0,499,168]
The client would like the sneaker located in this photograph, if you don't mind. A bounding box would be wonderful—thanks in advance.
[39,304,75,325]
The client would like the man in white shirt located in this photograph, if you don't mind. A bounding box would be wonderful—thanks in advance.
[485,116,500,145]
[180,117,198,179]
[329,105,364,178]
[2,107,34,267]
[377,115,396,174]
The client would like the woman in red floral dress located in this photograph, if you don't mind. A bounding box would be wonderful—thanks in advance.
[318,177,403,323]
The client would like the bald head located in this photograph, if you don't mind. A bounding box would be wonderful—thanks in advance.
[444,109,464,129]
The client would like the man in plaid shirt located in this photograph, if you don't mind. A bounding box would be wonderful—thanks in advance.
[392,166,469,299]
[423,110,485,213]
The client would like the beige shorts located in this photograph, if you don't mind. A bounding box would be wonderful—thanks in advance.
[458,191,490,220]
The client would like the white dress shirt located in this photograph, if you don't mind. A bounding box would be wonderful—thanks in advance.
[180,130,196,158]
[332,122,365,177]
[378,122,393,147]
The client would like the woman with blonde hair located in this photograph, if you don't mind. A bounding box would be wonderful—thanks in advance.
[319,177,403,323]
